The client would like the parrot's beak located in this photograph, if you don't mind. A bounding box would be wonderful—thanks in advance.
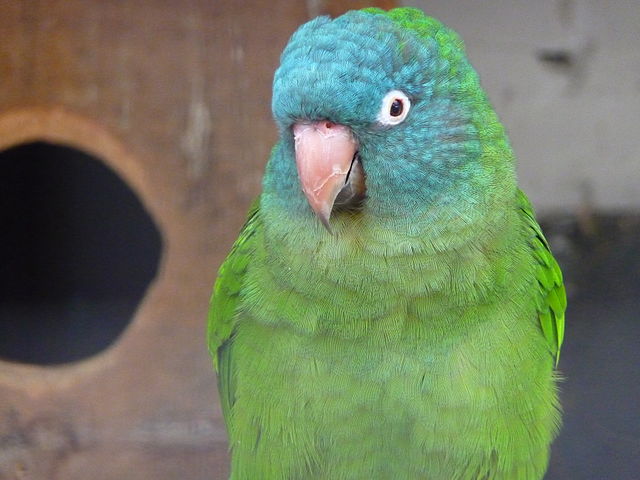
[293,121,359,231]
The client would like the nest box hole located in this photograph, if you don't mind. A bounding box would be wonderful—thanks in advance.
[0,142,162,365]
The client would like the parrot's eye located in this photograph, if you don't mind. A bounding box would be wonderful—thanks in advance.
[390,99,403,116]
[377,90,410,126]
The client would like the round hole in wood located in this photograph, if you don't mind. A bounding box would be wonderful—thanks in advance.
[0,141,162,365]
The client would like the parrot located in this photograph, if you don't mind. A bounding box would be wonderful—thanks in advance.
[208,7,565,480]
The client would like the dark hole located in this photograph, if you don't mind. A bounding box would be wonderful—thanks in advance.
[0,142,162,365]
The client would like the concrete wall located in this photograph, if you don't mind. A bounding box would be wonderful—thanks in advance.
[405,0,640,214]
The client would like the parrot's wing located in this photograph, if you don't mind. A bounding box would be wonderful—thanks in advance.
[517,189,566,366]
[207,197,261,419]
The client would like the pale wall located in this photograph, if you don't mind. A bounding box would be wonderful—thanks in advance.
[405,0,640,214]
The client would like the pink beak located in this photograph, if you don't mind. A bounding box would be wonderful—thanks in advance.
[293,121,358,230]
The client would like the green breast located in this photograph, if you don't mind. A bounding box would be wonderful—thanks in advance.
[225,208,560,479]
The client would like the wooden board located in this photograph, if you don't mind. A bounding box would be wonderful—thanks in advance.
[0,1,394,478]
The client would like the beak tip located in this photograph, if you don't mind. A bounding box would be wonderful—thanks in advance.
[314,204,333,233]
[318,214,333,234]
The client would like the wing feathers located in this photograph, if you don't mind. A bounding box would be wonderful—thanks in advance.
[517,190,566,366]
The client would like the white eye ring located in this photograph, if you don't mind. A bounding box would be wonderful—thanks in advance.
[377,90,411,126]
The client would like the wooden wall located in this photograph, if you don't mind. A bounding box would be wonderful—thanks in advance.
[0,1,393,479]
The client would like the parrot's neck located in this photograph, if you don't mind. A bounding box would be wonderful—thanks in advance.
[247,192,525,340]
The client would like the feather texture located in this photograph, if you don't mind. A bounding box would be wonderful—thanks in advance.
[518,190,566,365]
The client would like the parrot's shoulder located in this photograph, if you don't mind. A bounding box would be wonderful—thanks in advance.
[517,189,566,366]
[207,196,262,371]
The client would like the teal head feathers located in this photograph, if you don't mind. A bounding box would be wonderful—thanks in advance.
[265,8,515,230]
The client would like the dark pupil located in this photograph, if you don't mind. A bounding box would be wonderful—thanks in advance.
[390,99,403,117]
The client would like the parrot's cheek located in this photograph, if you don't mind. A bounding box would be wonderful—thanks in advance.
[293,121,359,230]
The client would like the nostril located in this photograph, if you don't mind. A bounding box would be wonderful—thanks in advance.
[324,121,334,130]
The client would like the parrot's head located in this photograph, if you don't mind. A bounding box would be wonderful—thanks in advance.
[266,8,514,234]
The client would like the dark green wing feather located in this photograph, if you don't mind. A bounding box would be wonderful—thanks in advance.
[518,189,566,366]
[207,197,261,419]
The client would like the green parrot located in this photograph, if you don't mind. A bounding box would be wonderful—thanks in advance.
[208,7,565,480]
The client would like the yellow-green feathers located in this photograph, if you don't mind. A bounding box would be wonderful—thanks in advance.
[519,190,566,365]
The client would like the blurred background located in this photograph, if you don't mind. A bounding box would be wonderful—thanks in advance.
[0,0,637,479]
